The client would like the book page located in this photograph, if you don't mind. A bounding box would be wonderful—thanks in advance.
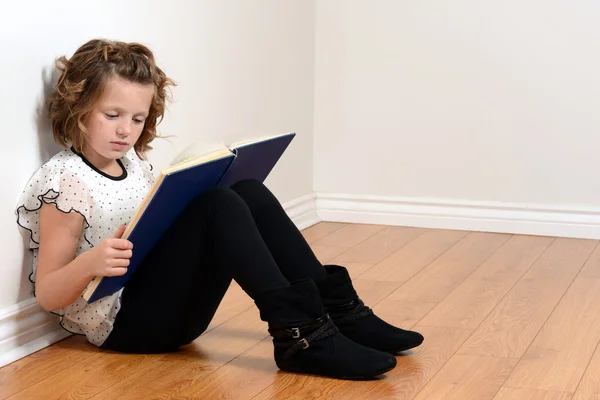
[170,141,229,166]
[162,147,233,175]
[229,132,293,150]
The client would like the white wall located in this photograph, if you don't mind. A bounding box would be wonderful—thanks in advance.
[314,0,600,208]
[2,0,315,311]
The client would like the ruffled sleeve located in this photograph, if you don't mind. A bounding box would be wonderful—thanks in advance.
[16,162,93,252]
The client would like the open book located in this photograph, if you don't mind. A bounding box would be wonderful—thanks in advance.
[83,132,296,303]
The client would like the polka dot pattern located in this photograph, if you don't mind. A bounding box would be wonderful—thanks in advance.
[16,148,155,346]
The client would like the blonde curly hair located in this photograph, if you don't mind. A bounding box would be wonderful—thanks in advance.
[47,39,176,159]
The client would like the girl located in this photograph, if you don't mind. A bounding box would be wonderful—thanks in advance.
[16,39,423,380]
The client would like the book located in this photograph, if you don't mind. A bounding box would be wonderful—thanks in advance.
[82,131,296,303]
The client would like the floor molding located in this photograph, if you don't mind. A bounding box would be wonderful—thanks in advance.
[0,298,70,367]
[284,192,321,230]
[316,193,600,239]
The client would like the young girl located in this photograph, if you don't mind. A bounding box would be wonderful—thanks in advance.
[16,39,423,380]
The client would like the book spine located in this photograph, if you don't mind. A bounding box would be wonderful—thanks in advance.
[216,150,238,186]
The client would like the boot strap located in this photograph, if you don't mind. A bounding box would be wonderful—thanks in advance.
[268,314,331,339]
[273,318,339,360]
[328,298,373,324]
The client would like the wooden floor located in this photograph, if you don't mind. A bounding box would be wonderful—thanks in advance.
[2,223,600,399]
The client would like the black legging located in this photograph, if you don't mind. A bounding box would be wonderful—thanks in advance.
[102,179,326,353]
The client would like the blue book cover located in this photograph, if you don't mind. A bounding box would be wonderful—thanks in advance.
[219,132,296,187]
[83,132,295,303]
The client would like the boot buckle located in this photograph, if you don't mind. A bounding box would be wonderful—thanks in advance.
[298,338,309,350]
[289,327,301,338]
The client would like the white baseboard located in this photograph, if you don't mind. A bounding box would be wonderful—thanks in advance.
[0,298,70,367]
[284,192,321,230]
[316,193,600,240]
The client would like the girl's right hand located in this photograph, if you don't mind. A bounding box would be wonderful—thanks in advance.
[86,224,133,277]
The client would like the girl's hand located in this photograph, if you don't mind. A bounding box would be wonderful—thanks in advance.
[86,224,133,277]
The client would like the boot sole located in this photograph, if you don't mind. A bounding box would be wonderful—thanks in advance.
[339,363,397,380]
[279,362,397,381]
[388,339,424,354]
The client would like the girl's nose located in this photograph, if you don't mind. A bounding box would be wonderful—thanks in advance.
[117,122,131,136]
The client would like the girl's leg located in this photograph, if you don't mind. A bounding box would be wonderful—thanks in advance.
[231,179,424,354]
[102,187,290,354]
[230,179,326,282]
[102,187,395,379]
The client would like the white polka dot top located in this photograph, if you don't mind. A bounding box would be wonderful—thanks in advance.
[16,147,155,346]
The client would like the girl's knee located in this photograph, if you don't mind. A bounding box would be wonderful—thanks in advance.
[231,179,276,206]
[231,178,265,194]
[197,186,244,208]
[186,187,248,224]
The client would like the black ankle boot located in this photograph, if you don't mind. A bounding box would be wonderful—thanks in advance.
[254,280,397,380]
[314,265,424,354]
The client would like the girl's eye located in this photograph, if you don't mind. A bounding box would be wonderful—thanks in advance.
[105,113,118,119]
[133,119,145,124]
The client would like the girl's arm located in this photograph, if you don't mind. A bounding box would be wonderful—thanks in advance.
[35,203,133,312]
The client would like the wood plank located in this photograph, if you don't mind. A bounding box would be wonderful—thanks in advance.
[372,298,437,330]
[175,337,277,400]
[5,352,157,400]
[359,229,468,282]
[252,373,341,400]
[572,342,600,400]
[413,354,518,400]
[327,326,474,400]
[89,307,268,400]
[503,277,600,392]
[310,224,386,249]
[301,222,346,244]
[458,238,597,358]
[419,235,553,329]
[389,232,511,303]
[204,282,254,333]
[0,336,97,400]
[309,224,387,264]
[310,244,347,264]
[579,242,600,278]
[330,226,425,265]
[341,263,373,279]
[494,388,573,400]
[90,355,216,400]
[351,278,403,307]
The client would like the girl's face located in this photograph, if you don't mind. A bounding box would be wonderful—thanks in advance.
[84,76,154,164]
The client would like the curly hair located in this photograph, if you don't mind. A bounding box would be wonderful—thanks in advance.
[47,39,176,159]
